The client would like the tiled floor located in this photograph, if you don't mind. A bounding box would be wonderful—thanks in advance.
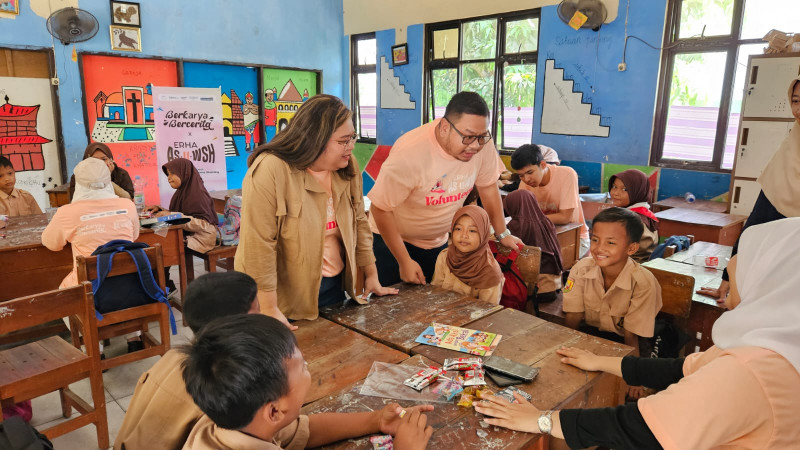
[27,259,210,449]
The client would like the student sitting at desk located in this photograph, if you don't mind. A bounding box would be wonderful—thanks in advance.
[504,189,563,302]
[476,218,800,450]
[432,205,504,304]
[608,169,659,262]
[182,314,435,450]
[0,155,42,217]
[114,271,261,450]
[510,144,590,258]
[562,208,662,359]
[68,143,134,201]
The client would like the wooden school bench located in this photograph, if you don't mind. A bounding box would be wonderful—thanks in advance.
[45,183,70,207]
[209,188,242,215]
[654,208,747,246]
[652,196,729,214]
[185,245,237,282]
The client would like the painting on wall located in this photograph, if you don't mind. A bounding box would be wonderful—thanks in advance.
[261,68,318,142]
[110,1,140,27]
[82,54,178,203]
[183,62,259,189]
[0,0,19,15]
[0,77,61,210]
[541,60,609,138]
[110,25,141,52]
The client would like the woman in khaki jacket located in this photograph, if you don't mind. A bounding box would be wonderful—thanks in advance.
[235,95,397,329]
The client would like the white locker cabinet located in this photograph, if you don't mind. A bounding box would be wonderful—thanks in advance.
[730,179,761,216]
[736,121,794,178]
[742,56,800,118]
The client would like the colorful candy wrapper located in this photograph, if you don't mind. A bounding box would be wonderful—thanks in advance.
[463,364,486,386]
[496,386,532,404]
[403,366,446,391]
[475,387,495,400]
[457,393,474,408]
[370,434,393,450]
[462,385,476,395]
[431,377,464,401]
[443,357,483,371]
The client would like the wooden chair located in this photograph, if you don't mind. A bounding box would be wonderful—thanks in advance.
[185,244,237,282]
[0,283,109,448]
[643,266,694,354]
[72,244,171,372]
[492,241,542,294]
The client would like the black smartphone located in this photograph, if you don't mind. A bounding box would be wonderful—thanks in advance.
[484,355,539,382]
[486,370,524,387]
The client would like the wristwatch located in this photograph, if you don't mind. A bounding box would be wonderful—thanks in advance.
[537,410,554,434]
[495,228,511,240]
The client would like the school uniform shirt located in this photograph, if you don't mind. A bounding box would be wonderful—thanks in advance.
[518,165,589,241]
[562,257,662,338]
[633,224,658,263]
[114,350,203,450]
[41,197,139,288]
[182,414,310,450]
[638,345,800,449]
[432,248,503,304]
[235,153,374,320]
[367,119,505,249]
[0,188,42,216]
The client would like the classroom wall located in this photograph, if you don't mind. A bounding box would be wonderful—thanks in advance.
[0,0,345,177]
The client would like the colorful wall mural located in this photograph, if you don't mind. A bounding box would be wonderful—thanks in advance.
[262,68,318,142]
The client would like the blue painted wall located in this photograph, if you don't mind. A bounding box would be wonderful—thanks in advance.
[0,0,344,176]
[375,25,424,146]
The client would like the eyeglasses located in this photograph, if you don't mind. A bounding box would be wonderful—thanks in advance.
[335,133,359,148]
[445,117,492,145]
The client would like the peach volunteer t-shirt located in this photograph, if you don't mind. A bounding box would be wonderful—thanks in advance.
[638,345,800,449]
[368,119,505,249]
[519,164,588,240]
[307,168,345,277]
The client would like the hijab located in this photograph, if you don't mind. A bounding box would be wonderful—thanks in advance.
[504,190,563,275]
[758,75,800,217]
[539,145,560,164]
[609,169,659,232]
[71,158,117,202]
[712,218,800,372]
[446,205,504,289]
[163,158,217,226]
[69,143,135,200]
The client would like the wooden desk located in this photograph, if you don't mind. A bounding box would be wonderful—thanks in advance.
[580,201,613,221]
[655,208,747,246]
[555,222,583,270]
[0,214,187,304]
[301,354,548,450]
[320,284,502,354]
[665,241,732,271]
[45,183,70,207]
[653,197,729,214]
[209,189,241,215]
[294,318,407,405]
[642,258,726,352]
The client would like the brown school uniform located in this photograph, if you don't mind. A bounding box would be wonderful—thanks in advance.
[114,350,203,450]
[432,248,503,304]
[182,414,310,450]
[562,257,662,338]
[633,225,658,263]
[0,188,42,216]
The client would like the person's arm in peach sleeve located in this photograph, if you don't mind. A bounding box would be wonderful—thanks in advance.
[547,167,580,225]
[41,209,68,251]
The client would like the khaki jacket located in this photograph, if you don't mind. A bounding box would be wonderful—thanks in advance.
[234,153,374,320]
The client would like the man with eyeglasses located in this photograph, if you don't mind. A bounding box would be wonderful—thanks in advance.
[368,92,521,286]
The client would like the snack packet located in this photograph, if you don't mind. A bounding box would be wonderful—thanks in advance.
[431,377,464,401]
[496,386,532,404]
[463,364,486,386]
[443,357,483,371]
[370,434,393,450]
[475,387,495,400]
[403,366,446,391]
[457,393,474,408]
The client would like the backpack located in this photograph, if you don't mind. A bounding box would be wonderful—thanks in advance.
[488,241,528,311]
[0,416,53,450]
[91,240,177,335]
[219,195,242,246]
[649,235,692,260]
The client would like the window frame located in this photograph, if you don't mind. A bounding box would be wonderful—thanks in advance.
[651,0,766,172]
[351,32,377,144]
[423,9,540,153]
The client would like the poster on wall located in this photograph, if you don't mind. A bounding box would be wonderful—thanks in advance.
[262,68,318,142]
[0,77,61,210]
[183,62,259,190]
[152,86,226,208]
[81,54,178,204]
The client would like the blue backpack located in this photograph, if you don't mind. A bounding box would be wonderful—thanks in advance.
[649,235,692,261]
[91,240,177,335]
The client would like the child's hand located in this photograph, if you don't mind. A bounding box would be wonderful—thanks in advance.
[378,404,434,436]
[391,408,433,450]
[626,385,648,400]
[145,205,161,214]
[557,346,602,372]
[474,393,541,433]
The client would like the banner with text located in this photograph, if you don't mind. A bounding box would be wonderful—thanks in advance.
[153,86,226,208]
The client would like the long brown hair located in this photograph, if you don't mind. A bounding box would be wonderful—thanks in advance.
[247,94,356,179]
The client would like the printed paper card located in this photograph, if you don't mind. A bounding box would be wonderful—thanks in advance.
[415,323,502,357]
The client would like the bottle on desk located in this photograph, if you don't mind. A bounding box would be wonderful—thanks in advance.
[684,192,696,203]
[134,176,145,214]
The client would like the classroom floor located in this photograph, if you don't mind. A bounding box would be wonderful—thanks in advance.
[29,259,209,450]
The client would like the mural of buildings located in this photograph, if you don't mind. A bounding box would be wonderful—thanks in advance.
[276,79,304,131]
[91,85,156,142]
[0,96,53,172]
[221,89,246,157]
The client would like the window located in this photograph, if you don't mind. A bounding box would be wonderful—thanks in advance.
[351,33,377,142]
[652,0,800,171]
[425,11,539,151]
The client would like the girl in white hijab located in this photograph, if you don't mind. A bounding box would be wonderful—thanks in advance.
[475,218,800,449]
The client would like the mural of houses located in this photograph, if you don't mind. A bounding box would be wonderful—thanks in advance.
[91,85,156,142]
[221,90,246,157]
[276,79,304,131]
[0,96,52,172]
